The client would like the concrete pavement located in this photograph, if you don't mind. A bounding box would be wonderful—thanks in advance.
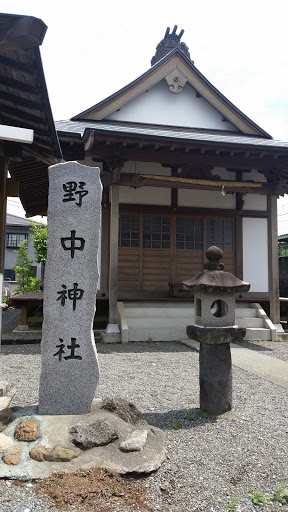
[181,339,288,390]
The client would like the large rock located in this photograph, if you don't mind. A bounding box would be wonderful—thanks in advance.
[38,162,102,415]
[70,420,118,450]
[0,433,13,451]
[14,418,40,441]
[0,399,165,479]
[0,407,19,432]
[100,397,145,424]
[120,430,148,452]
[2,444,24,465]
[30,445,79,462]
[29,445,49,462]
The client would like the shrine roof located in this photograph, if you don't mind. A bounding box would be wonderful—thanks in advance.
[71,47,271,139]
[56,119,288,152]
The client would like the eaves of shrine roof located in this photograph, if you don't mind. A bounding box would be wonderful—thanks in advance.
[0,12,62,218]
[55,119,288,153]
[0,12,62,161]
[71,48,271,139]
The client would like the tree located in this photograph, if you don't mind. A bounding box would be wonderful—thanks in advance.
[28,220,47,263]
[13,240,40,295]
[278,242,287,257]
[29,220,47,290]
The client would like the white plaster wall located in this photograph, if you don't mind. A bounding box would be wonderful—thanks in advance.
[243,194,267,211]
[212,168,236,180]
[178,189,236,209]
[119,186,170,205]
[82,157,103,170]
[243,217,268,292]
[242,169,267,183]
[106,81,238,131]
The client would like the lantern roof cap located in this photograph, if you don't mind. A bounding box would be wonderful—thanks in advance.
[182,245,250,293]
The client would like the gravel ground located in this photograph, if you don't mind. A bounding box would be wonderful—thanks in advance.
[0,337,287,512]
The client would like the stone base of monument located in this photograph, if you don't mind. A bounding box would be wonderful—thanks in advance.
[0,398,165,480]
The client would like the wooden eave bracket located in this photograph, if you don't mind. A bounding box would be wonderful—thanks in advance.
[84,131,95,151]
[0,15,47,49]
[6,177,19,197]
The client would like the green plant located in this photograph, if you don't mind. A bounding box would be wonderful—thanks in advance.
[278,242,287,257]
[248,488,271,505]
[13,240,40,295]
[227,498,239,511]
[269,481,288,505]
[186,409,196,421]
[147,336,153,343]
[109,486,118,496]
[171,421,182,430]
[277,336,283,342]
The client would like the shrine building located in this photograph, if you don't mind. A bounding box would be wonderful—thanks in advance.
[6,23,288,340]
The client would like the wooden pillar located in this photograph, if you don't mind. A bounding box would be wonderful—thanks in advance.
[268,194,280,324]
[0,157,8,274]
[0,156,8,347]
[108,183,119,325]
[100,188,110,296]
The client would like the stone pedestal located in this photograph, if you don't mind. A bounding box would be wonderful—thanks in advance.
[187,325,246,416]
[38,162,102,415]
[199,344,232,416]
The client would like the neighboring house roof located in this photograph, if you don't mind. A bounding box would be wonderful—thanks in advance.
[0,12,62,216]
[6,213,30,227]
[278,234,288,242]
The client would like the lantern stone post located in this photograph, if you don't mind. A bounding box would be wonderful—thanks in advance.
[183,246,250,416]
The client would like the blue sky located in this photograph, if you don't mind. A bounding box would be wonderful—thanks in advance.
[5,0,288,231]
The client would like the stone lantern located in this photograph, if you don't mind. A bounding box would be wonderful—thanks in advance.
[183,245,250,416]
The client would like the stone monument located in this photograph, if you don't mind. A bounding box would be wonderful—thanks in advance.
[38,161,102,415]
[183,246,250,416]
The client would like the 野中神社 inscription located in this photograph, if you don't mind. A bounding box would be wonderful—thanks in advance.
[39,162,102,415]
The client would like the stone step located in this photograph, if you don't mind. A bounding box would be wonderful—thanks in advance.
[235,308,258,318]
[127,326,271,342]
[243,328,272,341]
[121,301,273,342]
[236,318,264,328]
[125,308,194,318]
[128,317,192,329]
[125,308,256,319]
[128,327,187,342]
[127,316,265,331]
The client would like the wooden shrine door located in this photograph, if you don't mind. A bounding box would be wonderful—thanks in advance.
[118,213,234,295]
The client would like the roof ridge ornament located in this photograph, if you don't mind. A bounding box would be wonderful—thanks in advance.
[151,25,192,66]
